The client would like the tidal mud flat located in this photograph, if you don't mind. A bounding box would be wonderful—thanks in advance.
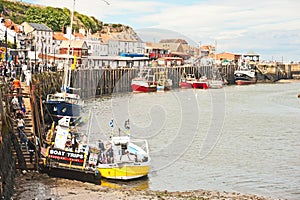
[12,171,279,200]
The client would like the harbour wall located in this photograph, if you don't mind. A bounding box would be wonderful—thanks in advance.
[0,87,17,199]
[71,65,236,99]
[33,63,297,100]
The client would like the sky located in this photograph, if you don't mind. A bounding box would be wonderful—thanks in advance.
[21,0,300,62]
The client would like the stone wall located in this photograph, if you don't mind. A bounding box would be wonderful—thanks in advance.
[0,126,16,199]
[0,89,16,199]
[0,116,16,199]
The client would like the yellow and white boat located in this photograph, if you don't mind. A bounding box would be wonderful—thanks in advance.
[96,135,151,180]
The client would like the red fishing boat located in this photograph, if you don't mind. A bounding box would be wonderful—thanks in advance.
[131,69,157,92]
[179,74,209,89]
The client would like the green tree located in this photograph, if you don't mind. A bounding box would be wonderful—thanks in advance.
[25,7,43,23]
[25,7,70,31]
[43,7,70,31]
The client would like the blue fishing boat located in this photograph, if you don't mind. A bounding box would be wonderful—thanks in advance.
[45,62,83,123]
[45,91,83,123]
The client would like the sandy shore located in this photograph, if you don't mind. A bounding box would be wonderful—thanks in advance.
[11,171,280,200]
[276,79,300,83]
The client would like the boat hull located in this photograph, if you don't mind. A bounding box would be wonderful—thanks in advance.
[98,163,150,180]
[193,82,209,89]
[44,101,82,123]
[234,69,256,85]
[179,82,193,89]
[180,81,209,89]
[209,80,224,89]
[131,84,157,93]
[157,85,171,91]
[235,79,257,85]
[42,165,101,184]
[157,85,165,91]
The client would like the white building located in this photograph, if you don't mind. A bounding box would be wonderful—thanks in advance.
[0,18,25,62]
[21,22,53,64]
[0,18,18,46]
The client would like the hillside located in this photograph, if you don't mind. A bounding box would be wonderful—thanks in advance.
[0,0,134,34]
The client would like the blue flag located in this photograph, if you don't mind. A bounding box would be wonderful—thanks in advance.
[109,119,114,128]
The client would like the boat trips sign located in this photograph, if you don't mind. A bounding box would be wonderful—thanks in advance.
[48,148,85,163]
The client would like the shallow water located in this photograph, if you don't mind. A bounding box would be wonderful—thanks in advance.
[11,82,299,200]
[78,82,300,200]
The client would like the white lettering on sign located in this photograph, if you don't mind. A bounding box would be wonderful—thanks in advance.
[66,152,84,159]
[49,149,84,160]
[49,149,66,156]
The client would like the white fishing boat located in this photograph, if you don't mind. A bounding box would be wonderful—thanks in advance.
[209,79,224,89]
[209,69,224,89]
[234,61,257,85]
[155,69,172,91]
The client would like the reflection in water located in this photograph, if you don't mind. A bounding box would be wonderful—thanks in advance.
[100,177,149,190]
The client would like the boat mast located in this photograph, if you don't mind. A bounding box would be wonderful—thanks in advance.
[86,108,93,145]
[214,40,217,68]
[62,0,75,93]
[214,40,217,80]
[67,0,75,91]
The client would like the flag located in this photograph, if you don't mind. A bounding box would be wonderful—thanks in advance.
[71,55,77,70]
[109,119,114,128]
[124,119,130,130]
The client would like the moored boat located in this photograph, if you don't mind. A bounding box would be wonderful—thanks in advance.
[179,73,209,89]
[235,79,257,85]
[42,116,151,182]
[208,64,224,89]
[196,76,209,89]
[209,80,224,89]
[41,117,100,183]
[45,92,83,123]
[234,61,257,85]
[45,62,83,123]
[97,135,150,180]
[155,70,172,91]
[97,120,151,180]
[131,69,157,92]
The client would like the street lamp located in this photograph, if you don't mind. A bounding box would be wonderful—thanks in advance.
[41,37,44,63]
[34,39,36,73]
[41,36,46,64]
[53,42,56,64]
[53,41,58,70]
[45,39,47,68]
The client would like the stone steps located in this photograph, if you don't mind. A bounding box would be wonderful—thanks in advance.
[12,82,41,170]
